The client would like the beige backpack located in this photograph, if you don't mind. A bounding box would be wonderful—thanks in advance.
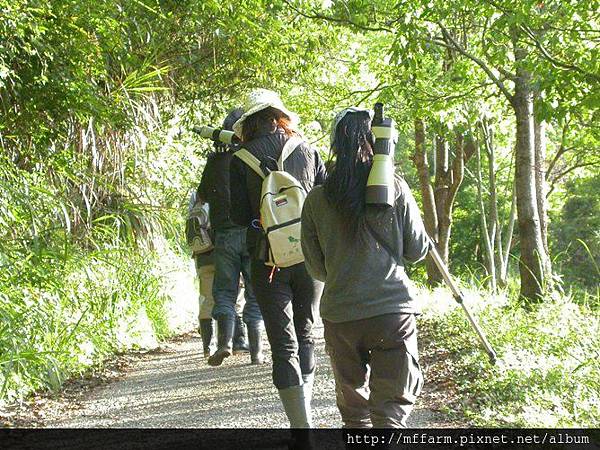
[234,137,306,268]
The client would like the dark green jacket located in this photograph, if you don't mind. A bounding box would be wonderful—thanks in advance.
[301,178,429,323]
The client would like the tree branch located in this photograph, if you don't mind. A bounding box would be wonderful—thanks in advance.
[447,132,465,209]
[414,81,497,103]
[437,23,514,101]
[281,0,393,33]
[547,159,600,196]
[545,117,570,181]
[520,24,600,83]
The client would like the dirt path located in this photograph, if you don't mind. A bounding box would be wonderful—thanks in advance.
[20,321,461,429]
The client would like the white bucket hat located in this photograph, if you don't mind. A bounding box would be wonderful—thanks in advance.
[330,107,374,146]
[232,89,299,138]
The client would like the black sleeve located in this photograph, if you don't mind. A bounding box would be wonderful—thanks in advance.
[314,149,327,186]
[197,156,214,203]
[229,155,253,227]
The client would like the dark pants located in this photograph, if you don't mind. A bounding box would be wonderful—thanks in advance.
[212,227,262,326]
[251,261,323,389]
[323,313,423,428]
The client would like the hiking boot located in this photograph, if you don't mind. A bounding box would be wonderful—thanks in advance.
[279,385,315,449]
[278,385,311,428]
[248,324,264,365]
[302,372,314,417]
[207,316,234,366]
[198,319,214,358]
[232,315,250,355]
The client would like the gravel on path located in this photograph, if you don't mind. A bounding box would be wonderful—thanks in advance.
[47,323,456,429]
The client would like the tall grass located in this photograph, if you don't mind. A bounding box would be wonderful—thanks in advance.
[0,247,183,403]
[0,91,206,406]
[419,283,600,427]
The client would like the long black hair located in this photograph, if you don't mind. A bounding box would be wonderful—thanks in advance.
[323,111,374,232]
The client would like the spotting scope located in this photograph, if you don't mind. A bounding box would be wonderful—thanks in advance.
[366,103,397,207]
[192,125,240,145]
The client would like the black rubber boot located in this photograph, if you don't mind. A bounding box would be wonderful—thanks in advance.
[199,319,214,358]
[248,324,264,365]
[232,315,250,354]
[207,316,235,367]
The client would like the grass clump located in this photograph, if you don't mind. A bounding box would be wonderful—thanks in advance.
[0,245,195,406]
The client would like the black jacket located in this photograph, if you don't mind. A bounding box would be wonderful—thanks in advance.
[197,150,238,230]
[229,128,327,254]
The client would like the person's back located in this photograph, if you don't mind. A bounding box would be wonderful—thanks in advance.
[187,190,216,358]
[230,126,326,256]
[228,89,325,442]
[302,177,429,323]
[198,150,236,230]
[198,108,264,367]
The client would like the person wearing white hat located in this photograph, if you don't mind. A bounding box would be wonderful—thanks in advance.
[301,108,429,428]
[229,89,326,439]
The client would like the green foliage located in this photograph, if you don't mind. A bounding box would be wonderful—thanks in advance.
[551,174,600,289]
[1,0,598,409]
[0,0,360,403]
[421,287,600,427]
[302,0,598,296]
[0,245,177,402]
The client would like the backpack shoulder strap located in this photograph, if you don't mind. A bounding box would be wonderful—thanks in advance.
[234,148,266,179]
[277,136,304,171]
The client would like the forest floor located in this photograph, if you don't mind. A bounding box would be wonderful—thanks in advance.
[1,320,468,429]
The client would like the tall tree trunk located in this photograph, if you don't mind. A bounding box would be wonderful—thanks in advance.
[534,115,552,276]
[434,134,451,264]
[488,128,504,286]
[412,118,442,284]
[511,33,549,300]
[481,120,505,287]
[501,184,517,284]
[438,132,465,266]
[475,137,497,291]
[412,120,475,285]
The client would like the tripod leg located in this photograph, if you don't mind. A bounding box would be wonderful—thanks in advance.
[428,243,497,364]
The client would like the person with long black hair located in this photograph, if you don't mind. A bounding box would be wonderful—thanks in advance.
[229,89,326,441]
[301,108,430,428]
